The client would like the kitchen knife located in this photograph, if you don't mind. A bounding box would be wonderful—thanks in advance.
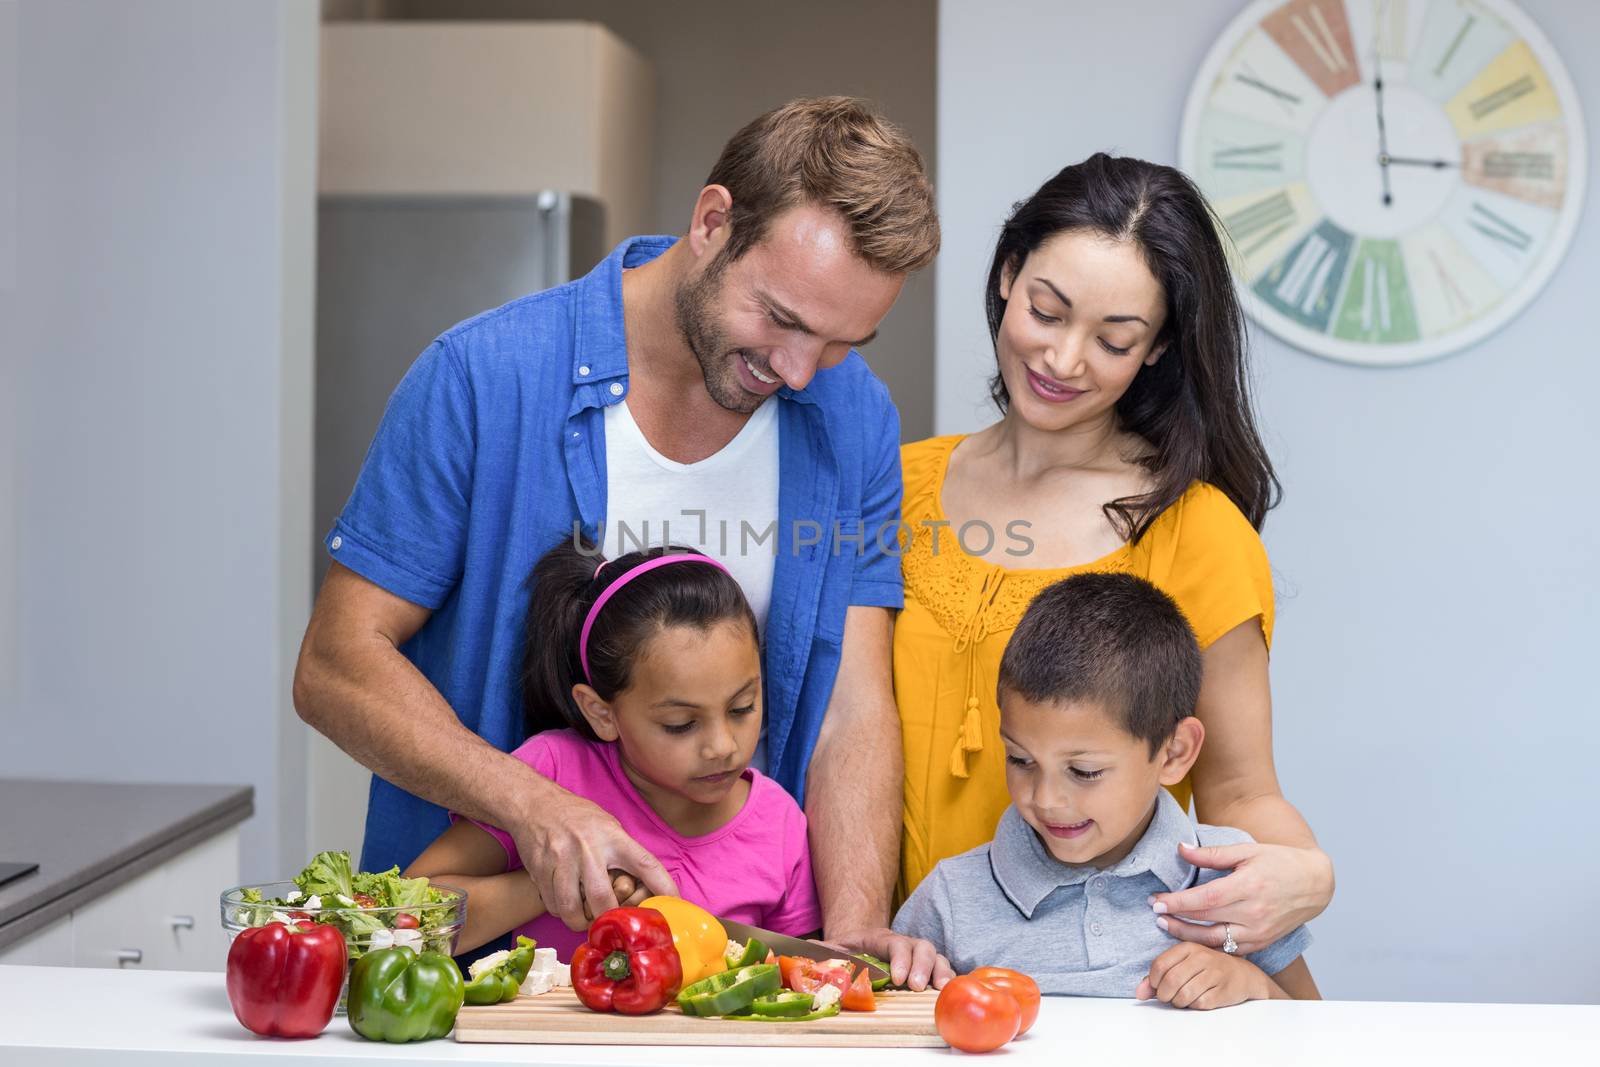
[717,918,891,984]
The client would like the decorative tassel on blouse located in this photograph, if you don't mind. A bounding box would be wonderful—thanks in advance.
[949,695,985,778]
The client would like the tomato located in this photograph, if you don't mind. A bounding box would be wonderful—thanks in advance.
[778,956,852,996]
[935,975,1021,1054]
[840,967,876,1012]
[352,893,378,908]
[392,912,420,930]
[285,911,314,922]
[969,967,1041,1036]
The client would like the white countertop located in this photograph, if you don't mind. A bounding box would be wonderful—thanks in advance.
[3,965,1594,1066]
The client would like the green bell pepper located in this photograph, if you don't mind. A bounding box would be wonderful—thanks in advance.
[850,952,893,991]
[463,936,538,1005]
[676,963,781,1017]
[347,945,465,1042]
[748,991,815,1018]
[739,1001,842,1023]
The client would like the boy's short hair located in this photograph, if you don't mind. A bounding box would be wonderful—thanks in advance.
[999,573,1202,755]
[706,96,939,275]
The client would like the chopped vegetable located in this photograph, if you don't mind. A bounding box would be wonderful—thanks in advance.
[840,967,876,1012]
[676,964,781,1017]
[737,1002,842,1023]
[463,936,538,1005]
[747,991,814,1018]
[725,937,769,969]
[811,982,843,1014]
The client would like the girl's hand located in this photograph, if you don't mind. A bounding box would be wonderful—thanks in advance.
[1135,943,1277,1009]
[1149,841,1333,954]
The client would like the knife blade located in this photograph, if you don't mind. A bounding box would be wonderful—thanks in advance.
[717,918,891,984]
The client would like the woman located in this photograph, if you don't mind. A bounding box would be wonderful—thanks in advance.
[895,154,1332,954]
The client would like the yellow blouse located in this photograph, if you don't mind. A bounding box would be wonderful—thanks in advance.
[894,435,1276,901]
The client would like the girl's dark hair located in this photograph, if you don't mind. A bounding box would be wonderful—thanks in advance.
[520,537,758,741]
[984,153,1281,540]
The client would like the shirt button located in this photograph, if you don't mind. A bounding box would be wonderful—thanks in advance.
[330,536,342,550]
[1091,922,1103,936]
[572,431,581,439]
[1093,877,1106,892]
[578,365,590,376]
[609,382,624,396]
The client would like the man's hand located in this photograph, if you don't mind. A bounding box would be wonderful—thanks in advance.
[824,927,954,991]
[1135,942,1279,1010]
[507,784,678,930]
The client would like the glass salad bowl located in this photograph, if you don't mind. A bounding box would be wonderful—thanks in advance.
[219,878,466,1012]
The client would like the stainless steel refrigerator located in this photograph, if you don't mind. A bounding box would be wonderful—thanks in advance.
[313,193,605,593]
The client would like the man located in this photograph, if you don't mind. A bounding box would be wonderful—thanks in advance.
[293,98,949,986]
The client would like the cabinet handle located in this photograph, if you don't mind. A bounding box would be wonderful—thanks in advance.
[116,948,143,967]
[169,915,195,931]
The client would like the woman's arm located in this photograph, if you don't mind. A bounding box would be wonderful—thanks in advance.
[404,821,545,954]
[1151,619,1335,953]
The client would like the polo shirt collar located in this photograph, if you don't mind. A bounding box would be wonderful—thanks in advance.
[990,790,1200,917]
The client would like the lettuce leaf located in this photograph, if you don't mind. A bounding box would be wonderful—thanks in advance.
[293,850,354,900]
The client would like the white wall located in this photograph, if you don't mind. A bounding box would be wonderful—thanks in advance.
[938,0,1597,1004]
[5,0,319,882]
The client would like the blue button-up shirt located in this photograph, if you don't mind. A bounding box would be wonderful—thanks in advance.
[327,236,905,873]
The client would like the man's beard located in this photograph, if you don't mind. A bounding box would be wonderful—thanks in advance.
[673,254,763,415]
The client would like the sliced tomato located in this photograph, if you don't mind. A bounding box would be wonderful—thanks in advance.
[352,893,378,908]
[392,912,419,929]
[285,910,314,923]
[779,956,853,996]
[841,967,876,1012]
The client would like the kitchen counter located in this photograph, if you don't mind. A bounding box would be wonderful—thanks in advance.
[0,779,253,949]
[2,965,1594,1066]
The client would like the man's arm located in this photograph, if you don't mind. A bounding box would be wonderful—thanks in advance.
[807,606,953,990]
[292,562,676,926]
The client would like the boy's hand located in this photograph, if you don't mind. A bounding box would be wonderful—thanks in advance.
[1135,943,1278,1010]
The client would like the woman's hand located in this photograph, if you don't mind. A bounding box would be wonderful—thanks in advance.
[1149,841,1333,954]
[821,928,955,991]
[1135,942,1279,1009]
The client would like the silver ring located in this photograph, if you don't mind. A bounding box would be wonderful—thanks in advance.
[1222,924,1239,955]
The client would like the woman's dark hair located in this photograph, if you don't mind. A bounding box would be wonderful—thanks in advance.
[520,537,758,741]
[984,153,1281,540]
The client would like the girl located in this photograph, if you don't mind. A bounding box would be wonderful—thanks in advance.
[406,539,820,956]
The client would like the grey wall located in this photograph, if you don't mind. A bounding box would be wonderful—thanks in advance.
[938,0,1598,1004]
[6,0,319,881]
[363,0,939,442]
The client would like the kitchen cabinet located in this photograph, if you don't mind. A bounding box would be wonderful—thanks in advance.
[0,781,251,970]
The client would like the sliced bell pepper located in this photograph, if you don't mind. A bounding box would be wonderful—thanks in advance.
[346,945,465,1043]
[225,920,347,1038]
[639,895,728,985]
[676,963,781,1017]
[571,907,683,1015]
[849,952,894,992]
[748,991,815,1018]
[724,936,769,970]
[463,936,538,1005]
[738,1002,842,1023]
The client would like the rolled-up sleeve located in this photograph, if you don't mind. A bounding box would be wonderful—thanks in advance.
[326,339,476,610]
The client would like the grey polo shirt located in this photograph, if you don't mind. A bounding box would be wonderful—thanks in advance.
[892,789,1311,997]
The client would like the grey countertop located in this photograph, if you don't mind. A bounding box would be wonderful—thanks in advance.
[0,780,253,949]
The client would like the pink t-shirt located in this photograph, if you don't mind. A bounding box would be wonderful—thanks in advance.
[456,729,821,962]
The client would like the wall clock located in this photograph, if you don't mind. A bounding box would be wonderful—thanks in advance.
[1179,0,1586,365]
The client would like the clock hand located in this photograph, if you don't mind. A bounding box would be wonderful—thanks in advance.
[1380,154,1460,169]
[1373,41,1393,206]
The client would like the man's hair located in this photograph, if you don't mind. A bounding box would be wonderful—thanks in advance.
[706,96,939,274]
[999,573,1203,756]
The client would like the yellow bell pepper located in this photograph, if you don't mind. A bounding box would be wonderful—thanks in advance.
[640,896,728,985]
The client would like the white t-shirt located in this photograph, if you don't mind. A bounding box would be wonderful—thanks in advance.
[601,397,780,635]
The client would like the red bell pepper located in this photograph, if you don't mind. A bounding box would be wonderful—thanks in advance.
[225,921,347,1038]
[571,907,683,1015]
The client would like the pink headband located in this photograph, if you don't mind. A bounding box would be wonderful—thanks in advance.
[579,554,732,685]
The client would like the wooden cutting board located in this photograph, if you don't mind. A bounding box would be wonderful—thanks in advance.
[454,987,944,1047]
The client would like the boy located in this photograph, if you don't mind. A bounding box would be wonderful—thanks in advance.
[893,573,1318,1008]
